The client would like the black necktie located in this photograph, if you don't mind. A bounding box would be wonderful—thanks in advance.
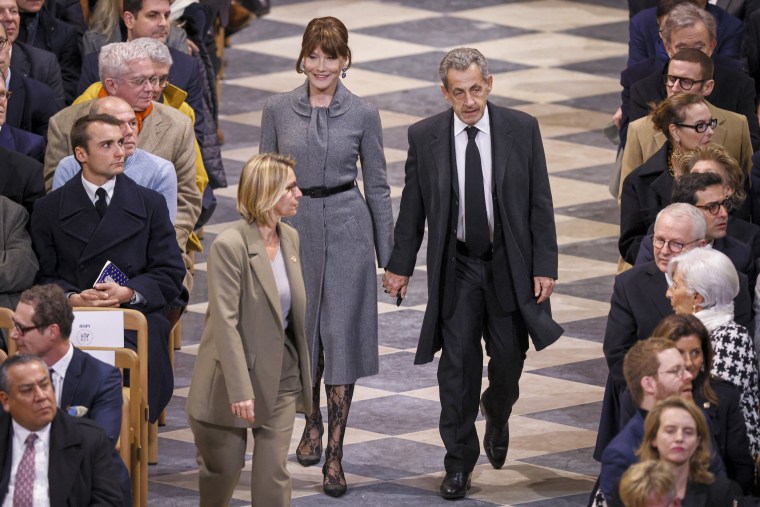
[464,126,489,256]
[95,188,108,218]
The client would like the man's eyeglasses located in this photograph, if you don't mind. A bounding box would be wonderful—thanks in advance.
[0,38,9,49]
[674,118,717,133]
[118,76,160,88]
[0,91,12,103]
[696,197,733,215]
[663,74,706,90]
[11,319,43,336]
[657,365,688,379]
[156,76,170,89]
[651,236,701,253]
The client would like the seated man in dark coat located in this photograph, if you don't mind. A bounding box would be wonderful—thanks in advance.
[0,0,65,106]
[0,354,123,505]
[30,113,185,421]
[0,69,44,162]
[0,145,43,216]
[0,196,37,312]
[15,0,79,103]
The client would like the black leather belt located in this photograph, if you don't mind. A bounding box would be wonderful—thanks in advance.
[456,240,493,261]
[300,181,356,198]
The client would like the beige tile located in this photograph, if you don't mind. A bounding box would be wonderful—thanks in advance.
[453,0,626,32]
[265,0,439,30]
[549,293,610,324]
[502,415,598,459]
[555,214,620,244]
[185,301,208,315]
[220,146,259,163]
[225,68,432,98]
[544,139,617,174]
[173,386,190,397]
[213,185,238,200]
[379,109,423,129]
[558,254,617,283]
[201,220,238,235]
[549,176,613,208]
[218,110,262,126]
[470,33,626,68]
[514,103,615,139]
[378,301,426,314]
[490,67,620,104]
[523,336,603,372]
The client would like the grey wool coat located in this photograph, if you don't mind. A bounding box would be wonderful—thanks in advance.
[260,80,394,384]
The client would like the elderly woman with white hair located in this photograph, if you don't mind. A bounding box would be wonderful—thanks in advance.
[666,247,760,458]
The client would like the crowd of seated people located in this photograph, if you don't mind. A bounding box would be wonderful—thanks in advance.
[0,0,245,501]
[596,0,760,503]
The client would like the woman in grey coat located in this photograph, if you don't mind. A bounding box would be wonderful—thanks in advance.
[259,16,393,497]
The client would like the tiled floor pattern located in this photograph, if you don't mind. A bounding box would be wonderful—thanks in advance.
[150,0,625,504]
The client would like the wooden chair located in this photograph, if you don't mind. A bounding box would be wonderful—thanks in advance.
[73,308,150,507]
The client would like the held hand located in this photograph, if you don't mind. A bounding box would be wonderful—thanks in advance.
[70,289,120,307]
[612,106,622,130]
[93,282,134,304]
[382,270,409,300]
[231,399,255,423]
[533,276,555,304]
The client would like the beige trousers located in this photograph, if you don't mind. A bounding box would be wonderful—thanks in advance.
[189,391,298,507]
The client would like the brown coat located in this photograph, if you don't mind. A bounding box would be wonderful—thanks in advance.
[186,220,311,428]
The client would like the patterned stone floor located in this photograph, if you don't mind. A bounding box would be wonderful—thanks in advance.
[149,0,625,504]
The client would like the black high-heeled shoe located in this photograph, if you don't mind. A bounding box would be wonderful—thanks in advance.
[296,420,324,466]
[322,458,347,497]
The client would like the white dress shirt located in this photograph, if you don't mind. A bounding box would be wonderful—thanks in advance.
[2,421,51,507]
[454,108,494,243]
[81,175,115,206]
[48,342,74,406]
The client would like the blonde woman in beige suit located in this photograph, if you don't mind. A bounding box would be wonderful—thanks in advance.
[186,153,311,507]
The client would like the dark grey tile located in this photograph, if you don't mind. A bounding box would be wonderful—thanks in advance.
[563,21,630,45]
[571,0,627,9]
[557,164,617,186]
[343,437,448,480]
[148,436,201,476]
[371,86,450,118]
[559,55,627,79]
[218,83,276,113]
[553,129,618,149]
[348,394,442,435]
[556,274,615,303]
[375,0,508,11]
[382,125,411,151]
[554,199,620,226]
[358,17,534,47]
[519,447,600,481]
[227,18,305,44]
[146,482,205,506]
[530,357,609,388]
[523,402,603,432]
[378,310,424,350]
[559,237,620,264]
[386,160,408,188]
[217,119,259,149]
[557,92,621,114]
[516,492,594,507]
[559,316,609,343]
[222,47,294,79]
[358,352,440,394]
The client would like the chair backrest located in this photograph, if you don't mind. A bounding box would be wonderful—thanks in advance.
[73,308,149,507]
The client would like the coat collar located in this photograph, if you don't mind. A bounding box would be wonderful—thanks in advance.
[289,79,354,118]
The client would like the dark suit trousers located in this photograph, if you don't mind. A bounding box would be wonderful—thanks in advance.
[438,246,528,473]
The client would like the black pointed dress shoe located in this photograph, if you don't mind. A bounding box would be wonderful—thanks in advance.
[440,472,471,500]
[481,402,509,469]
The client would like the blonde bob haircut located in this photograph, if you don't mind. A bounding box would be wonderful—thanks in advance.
[237,153,296,226]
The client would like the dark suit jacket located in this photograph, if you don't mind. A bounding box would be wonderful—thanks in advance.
[627,4,743,68]
[618,143,671,264]
[30,173,185,418]
[18,9,81,103]
[0,125,46,162]
[78,47,205,131]
[629,55,760,152]
[9,41,65,107]
[62,347,122,447]
[0,409,123,506]
[6,71,59,138]
[599,410,645,501]
[0,145,44,215]
[386,104,563,364]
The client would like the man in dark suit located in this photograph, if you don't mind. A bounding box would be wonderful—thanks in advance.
[0,196,37,312]
[77,0,205,127]
[0,22,58,138]
[383,48,563,500]
[10,284,122,445]
[0,0,65,106]
[0,69,44,162]
[0,144,43,216]
[16,0,79,103]
[0,354,123,505]
[30,113,185,421]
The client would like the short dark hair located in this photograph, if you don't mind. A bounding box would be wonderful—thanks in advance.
[672,171,723,205]
[123,0,157,17]
[70,113,122,152]
[0,354,48,393]
[670,48,713,80]
[19,284,75,339]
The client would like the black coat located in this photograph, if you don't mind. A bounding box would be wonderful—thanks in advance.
[0,145,44,215]
[9,41,65,107]
[5,71,59,138]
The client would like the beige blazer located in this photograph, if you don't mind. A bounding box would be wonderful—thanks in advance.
[186,219,312,428]
[619,101,753,202]
[43,99,201,254]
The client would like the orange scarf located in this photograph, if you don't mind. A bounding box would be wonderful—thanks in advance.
[97,87,153,133]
